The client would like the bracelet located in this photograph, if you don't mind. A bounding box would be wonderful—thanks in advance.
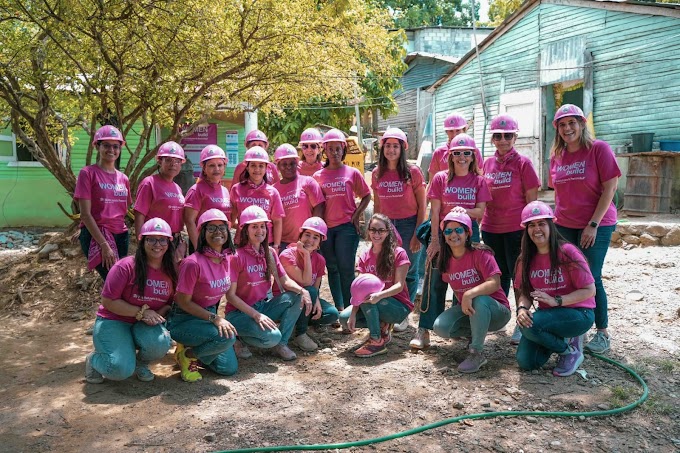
[516,306,530,316]
[136,304,150,321]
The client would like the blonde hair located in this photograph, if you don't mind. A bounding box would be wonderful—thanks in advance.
[550,116,594,158]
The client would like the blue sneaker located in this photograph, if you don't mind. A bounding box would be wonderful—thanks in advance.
[585,331,610,354]
[553,337,584,377]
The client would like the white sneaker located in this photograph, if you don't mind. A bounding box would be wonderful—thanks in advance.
[393,316,409,332]
[409,328,430,349]
[416,278,425,296]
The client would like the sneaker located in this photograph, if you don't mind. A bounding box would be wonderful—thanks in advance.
[409,328,430,349]
[273,343,297,361]
[380,322,393,344]
[338,317,351,334]
[177,348,202,382]
[331,320,341,329]
[85,352,104,384]
[354,337,388,358]
[585,331,610,354]
[553,340,584,377]
[416,278,425,296]
[393,316,409,332]
[294,333,319,352]
[173,343,185,365]
[135,363,155,382]
[457,350,488,373]
[510,325,522,345]
[234,339,253,359]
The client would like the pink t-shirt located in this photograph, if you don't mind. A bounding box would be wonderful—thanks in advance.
[98,256,174,323]
[273,176,325,244]
[298,160,324,177]
[482,149,541,233]
[184,180,232,222]
[74,165,132,234]
[549,140,621,229]
[176,252,231,308]
[313,165,371,228]
[227,246,288,311]
[428,143,484,176]
[441,248,509,309]
[427,172,492,224]
[272,245,326,296]
[134,174,185,233]
[231,161,280,185]
[357,246,413,310]
[230,182,285,239]
[371,165,425,220]
[514,243,595,310]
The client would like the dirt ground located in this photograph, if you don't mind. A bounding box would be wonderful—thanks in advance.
[0,234,678,453]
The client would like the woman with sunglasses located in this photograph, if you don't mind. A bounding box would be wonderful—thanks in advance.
[433,209,511,373]
[168,209,238,382]
[339,214,412,357]
[272,144,325,251]
[313,128,371,312]
[515,201,595,377]
[298,128,324,177]
[411,133,491,350]
[550,105,620,354]
[134,141,188,260]
[85,218,177,384]
[231,129,280,184]
[481,114,540,344]
[428,113,482,181]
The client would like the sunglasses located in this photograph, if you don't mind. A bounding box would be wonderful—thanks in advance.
[145,237,169,246]
[205,224,228,233]
[443,226,466,236]
[301,144,318,150]
[451,150,473,157]
[492,133,515,141]
[368,228,388,235]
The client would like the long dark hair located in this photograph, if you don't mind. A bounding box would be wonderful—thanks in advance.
[369,214,398,281]
[238,223,277,282]
[239,162,270,185]
[447,149,481,182]
[376,139,412,183]
[322,142,347,168]
[197,221,235,255]
[134,237,178,296]
[438,222,493,273]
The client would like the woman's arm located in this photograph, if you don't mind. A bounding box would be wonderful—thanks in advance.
[460,274,501,316]
[183,207,199,250]
[133,211,146,241]
[426,199,442,261]
[312,202,325,218]
[530,283,596,308]
[272,218,282,249]
[364,264,408,304]
[225,283,280,331]
[281,248,313,287]
[580,177,618,249]
[525,187,538,204]
[465,201,486,220]
[280,273,313,315]
[372,193,382,215]
[175,292,236,338]
[351,194,371,234]
[411,185,427,253]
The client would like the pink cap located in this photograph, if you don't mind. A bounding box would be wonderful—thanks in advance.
[440,209,473,232]
[380,127,408,149]
[350,273,385,307]
[239,205,271,226]
[299,128,323,144]
[449,133,477,151]
[93,125,125,146]
[200,145,227,164]
[245,129,269,147]
[156,141,186,162]
[443,113,468,131]
[489,114,519,133]
[520,201,555,228]
[300,217,328,241]
[552,104,587,128]
[274,144,299,162]
[197,208,229,230]
[322,128,346,145]
[244,146,270,164]
[138,217,173,240]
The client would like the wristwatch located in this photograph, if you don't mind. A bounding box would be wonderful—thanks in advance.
[589,220,598,228]
[555,295,563,306]
[208,313,217,323]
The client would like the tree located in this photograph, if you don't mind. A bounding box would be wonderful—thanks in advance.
[379,0,480,28]
[488,0,522,26]
[0,0,403,208]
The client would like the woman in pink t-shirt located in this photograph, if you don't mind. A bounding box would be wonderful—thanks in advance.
[272,144,325,251]
[75,125,132,280]
[297,128,324,177]
[514,201,595,377]
[427,112,483,181]
[231,129,280,186]
[85,218,177,384]
[225,206,312,362]
[339,214,412,358]
[549,104,620,354]
[432,209,511,373]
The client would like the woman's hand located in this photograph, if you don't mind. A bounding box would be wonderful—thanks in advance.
[426,240,440,262]
[254,312,277,331]
[301,289,313,316]
[365,292,382,305]
[141,309,165,326]
[530,291,559,307]
[101,242,117,269]
[347,311,357,333]
[351,212,362,235]
[175,237,187,261]
[311,299,322,320]
[409,234,422,254]
[461,292,475,316]
[213,316,237,338]
[516,308,533,328]
[580,225,597,249]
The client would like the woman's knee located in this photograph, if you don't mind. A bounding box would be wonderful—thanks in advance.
[516,345,538,371]
[209,350,239,376]
[102,355,136,381]
[432,317,450,338]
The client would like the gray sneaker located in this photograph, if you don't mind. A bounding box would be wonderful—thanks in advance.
[510,325,522,345]
[273,343,297,361]
[135,363,155,382]
[585,331,610,353]
[294,333,319,352]
[458,350,487,373]
[393,316,409,332]
[85,352,104,384]
[234,339,253,359]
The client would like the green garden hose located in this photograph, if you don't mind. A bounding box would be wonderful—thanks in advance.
[215,352,649,453]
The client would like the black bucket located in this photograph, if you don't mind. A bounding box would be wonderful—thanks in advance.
[631,133,654,153]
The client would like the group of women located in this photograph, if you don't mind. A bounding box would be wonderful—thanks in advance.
[80,103,620,384]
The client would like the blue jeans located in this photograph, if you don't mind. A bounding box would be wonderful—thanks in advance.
[339,297,410,339]
[80,226,130,280]
[393,215,420,303]
[433,295,511,352]
[417,259,451,330]
[296,286,339,336]
[320,222,360,310]
[167,305,237,376]
[470,220,480,243]
[481,230,523,297]
[91,316,172,380]
[556,224,615,330]
[226,292,302,347]
[516,307,594,370]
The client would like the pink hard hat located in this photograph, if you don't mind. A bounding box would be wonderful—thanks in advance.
[299,128,323,144]
[440,208,473,232]
[239,205,271,226]
[200,145,227,164]
[156,141,186,162]
[300,217,328,241]
[489,114,519,133]
[244,146,270,164]
[322,128,347,145]
[93,125,125,146]
[552,104,587,128]
[380,127,408,149]
[350,273,385,307]
[245,129,269,147]
[274,144,299,162]
[520,201,555,228]
[139,217,173,240]
[449,133,477,151]
[197,208,229,230]
[443,113,468,131]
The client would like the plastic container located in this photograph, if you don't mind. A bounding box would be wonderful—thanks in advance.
[659,140,680,152]
[630,133,654,153]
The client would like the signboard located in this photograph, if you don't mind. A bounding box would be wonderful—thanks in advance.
[180,123,218,177]
[225,130,239,168]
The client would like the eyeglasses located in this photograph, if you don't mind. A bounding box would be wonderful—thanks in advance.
[451,150,473,157]
[443,227,466,236]
[99,143,121,151]
[301,144,318,150]
[205,224,228,233]
[145,237,169,246]
[492,133,515,141]
[368,228,388,235]
[160,157,182,165]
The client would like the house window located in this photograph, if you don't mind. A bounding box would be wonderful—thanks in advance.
[1,132,63,168]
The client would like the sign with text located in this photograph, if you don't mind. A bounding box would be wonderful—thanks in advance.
[225,130,239,168]
[180,123,218,177]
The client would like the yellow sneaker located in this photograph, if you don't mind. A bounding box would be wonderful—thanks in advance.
[174,343,185,366]
[177,348,202,382]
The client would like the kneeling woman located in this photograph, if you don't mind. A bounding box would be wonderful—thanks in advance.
[225,206,312,361]
[340,214,412,358]
[168,209,238,382]
[433,209,511,373]
[515,201,595,377]
[85,218,177,384]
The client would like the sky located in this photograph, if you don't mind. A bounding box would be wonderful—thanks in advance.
[478,0,490,23]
